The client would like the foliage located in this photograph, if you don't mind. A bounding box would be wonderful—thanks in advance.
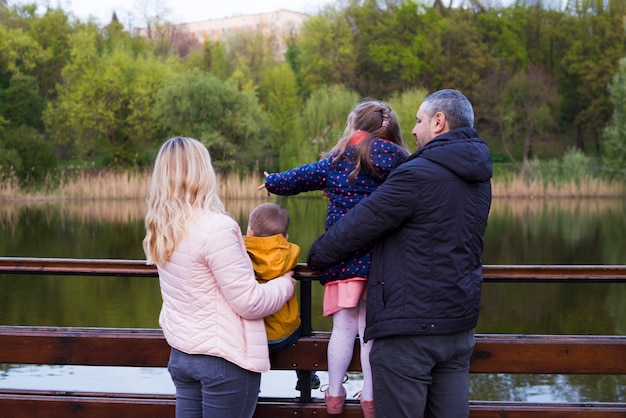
[0,138,21,178]
[187,39,230,80]
[1,1,626,177]
[281,84,359,170]
[151,69,272,172]
[559,4,625,153]
[603,57,626,176]
[24,7,73,102]
[387,88,429,153]
[43,24,176,164]
[225,29,278,90]
[297,5,356,93]
[0,73,43,128]
[1,125,57,187]
[523,147,593,186]
[476,65,559,173]
[343,0,405,97]
[0,18,48,79]
[292,0,625,164]
[258,63,303,172]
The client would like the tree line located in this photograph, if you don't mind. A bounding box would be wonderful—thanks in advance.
[1,0,625,187]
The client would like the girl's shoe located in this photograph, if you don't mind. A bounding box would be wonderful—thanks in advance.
[360,398,375,418]
[321,384,346,415]
[354,390,375,418]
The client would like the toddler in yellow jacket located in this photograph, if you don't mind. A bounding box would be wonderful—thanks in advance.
[244,202,320,392]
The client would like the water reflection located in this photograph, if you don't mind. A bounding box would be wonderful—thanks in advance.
[470,373,626,402]
[479,282,626,335]
[485,198,625,265]
[1,197,625,402]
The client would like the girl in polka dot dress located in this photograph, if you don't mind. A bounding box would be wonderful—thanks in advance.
[260,99,409,417]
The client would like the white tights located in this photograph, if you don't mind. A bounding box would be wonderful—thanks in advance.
[326,298,373,401]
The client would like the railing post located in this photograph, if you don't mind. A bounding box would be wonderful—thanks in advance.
[299,277,313,337]
[298,274,313,403]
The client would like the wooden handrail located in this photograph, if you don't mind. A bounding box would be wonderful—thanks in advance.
[1,257,626,282]
[0,257,157,276]
[481,264,626,282]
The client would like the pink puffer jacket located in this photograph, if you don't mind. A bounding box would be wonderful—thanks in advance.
[156,212,295,373]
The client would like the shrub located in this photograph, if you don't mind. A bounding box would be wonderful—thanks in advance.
[3,126,58,188]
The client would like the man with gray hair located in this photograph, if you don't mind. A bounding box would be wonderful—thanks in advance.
[308,89,492,417]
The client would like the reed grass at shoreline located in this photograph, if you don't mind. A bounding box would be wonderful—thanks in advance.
[0,170,275,202]
[0,169,624,201]
[491,175,625,198]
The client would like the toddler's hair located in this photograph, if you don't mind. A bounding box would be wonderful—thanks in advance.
[248,203,290,237]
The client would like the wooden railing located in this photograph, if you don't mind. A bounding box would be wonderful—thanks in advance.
[1,257,625,417]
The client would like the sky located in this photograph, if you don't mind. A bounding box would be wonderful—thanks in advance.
[12,0,337,26]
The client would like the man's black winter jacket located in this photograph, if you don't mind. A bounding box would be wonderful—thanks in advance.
[307,127,493,341]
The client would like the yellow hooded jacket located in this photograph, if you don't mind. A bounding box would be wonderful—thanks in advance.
[243,234,301,341]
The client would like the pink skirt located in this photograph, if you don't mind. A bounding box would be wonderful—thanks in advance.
[323,278,367,316]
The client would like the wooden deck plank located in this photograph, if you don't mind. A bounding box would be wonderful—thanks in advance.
[471,334,626,374]
[1,327,625,374]
[1,392,625,417]
[0,393,175,418]
[0,326,169,367]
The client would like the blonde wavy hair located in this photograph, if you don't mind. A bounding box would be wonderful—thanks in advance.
[143,137,226,265]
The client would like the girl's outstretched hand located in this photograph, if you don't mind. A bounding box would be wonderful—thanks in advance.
[257,171,270,196]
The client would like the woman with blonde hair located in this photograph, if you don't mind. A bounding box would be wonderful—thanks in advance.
[143,137,296,417]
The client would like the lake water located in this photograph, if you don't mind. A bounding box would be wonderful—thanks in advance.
[0,196,625,402]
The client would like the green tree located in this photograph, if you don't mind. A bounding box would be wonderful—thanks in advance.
[44,24,175,165]
[475,6,527,72]
[0,4,74,106]
[343,0,402,97]
[186,39,230,80]
[0,4,61,182]
[0,120,21,180]
[297,6,356,93]
[559,1,625,154]
[603,57,626,175]
[0,73,43,128]
[225,29,278,92]
[152,69,272,172]
[258,63,303,171]
[0,18,47,78]
[26,7,73,102]
[2,125,57,187]
[285,41,308,98]
[429,7,492,96]
[477,65,559,172]
[387,88,428,153]
[285,84,359,169]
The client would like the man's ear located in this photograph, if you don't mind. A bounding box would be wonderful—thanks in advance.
[432,111,447,134]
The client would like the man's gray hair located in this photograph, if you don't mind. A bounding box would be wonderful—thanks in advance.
[423,89,474,129]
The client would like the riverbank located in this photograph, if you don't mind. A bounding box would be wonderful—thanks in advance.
[0,169,264,201]
[1,169,624,201]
